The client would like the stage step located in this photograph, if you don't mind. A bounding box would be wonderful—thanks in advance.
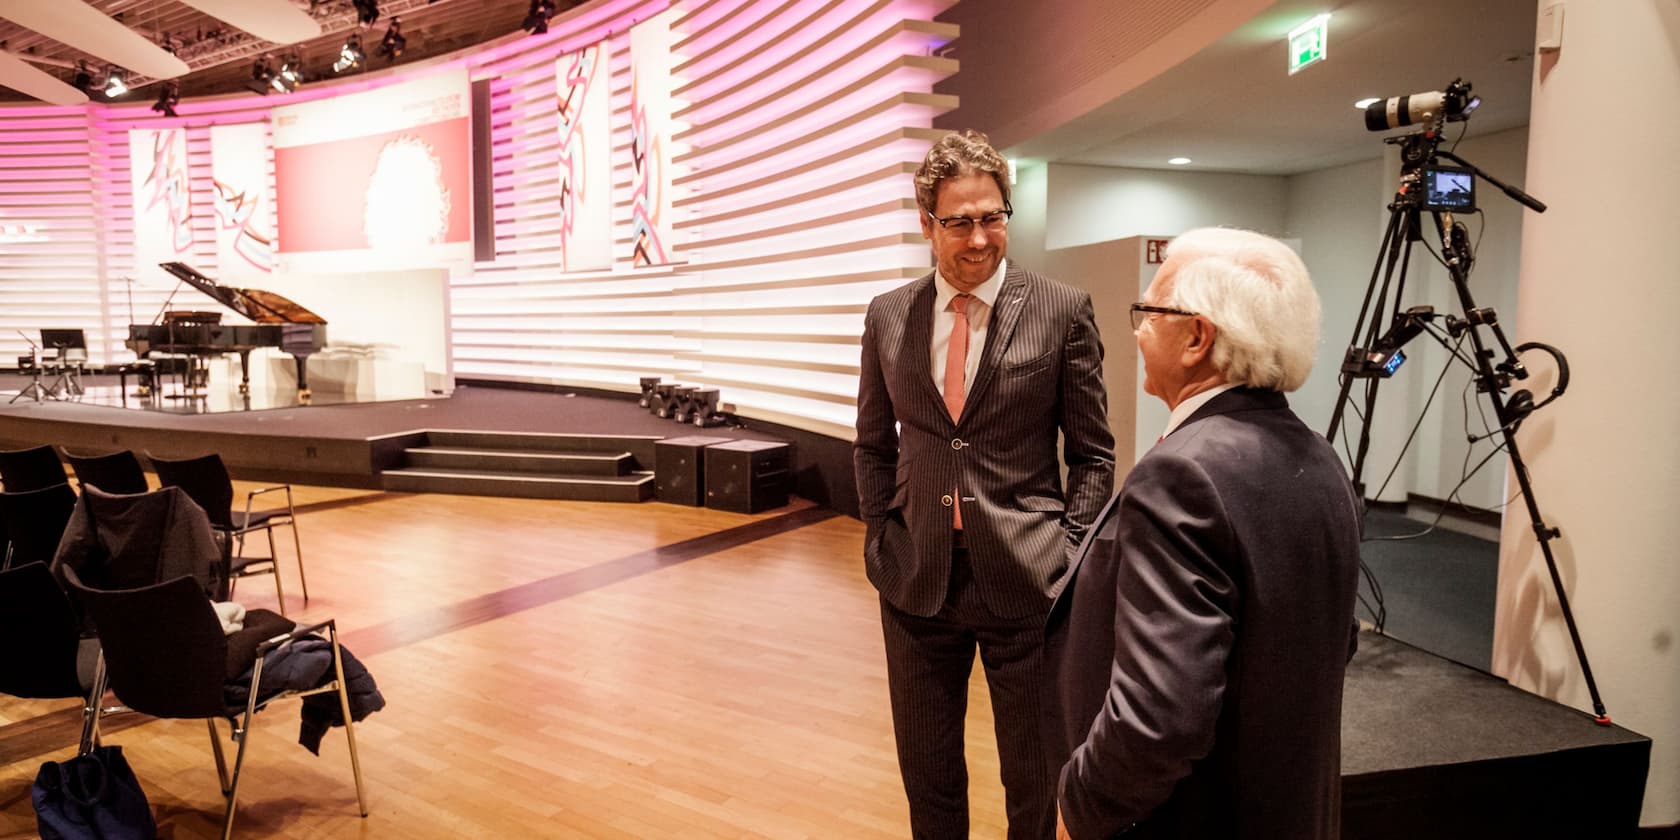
[381,430,662,502]
[381,467,655,502]
[404,447,632,476]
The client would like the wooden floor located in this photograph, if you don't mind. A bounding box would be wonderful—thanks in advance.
[1,484,1013,838]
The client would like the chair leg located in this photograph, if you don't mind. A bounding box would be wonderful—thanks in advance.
[207,718,231,795]
[222,659,266,840]
[329,625,369,817]
[266,527,289,613]
[288,520,308,604]
[78,653,108,756]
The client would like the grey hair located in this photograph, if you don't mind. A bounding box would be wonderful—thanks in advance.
[914,129,1011,214]
[1159,227,1321,392]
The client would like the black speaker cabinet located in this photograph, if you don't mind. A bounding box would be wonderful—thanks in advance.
[705,440,791,513]
[655,435,735,505]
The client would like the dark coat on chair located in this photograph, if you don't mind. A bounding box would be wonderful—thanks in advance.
[52,485,226,603]
[1050,387,1362,840]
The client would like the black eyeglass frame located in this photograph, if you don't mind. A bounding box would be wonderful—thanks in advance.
[925,204,1014,233]
[1129,303,1197,330]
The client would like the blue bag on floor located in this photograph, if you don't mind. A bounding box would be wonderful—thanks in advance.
[31,745,158,840]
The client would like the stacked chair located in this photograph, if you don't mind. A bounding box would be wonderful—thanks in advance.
[0,445,76,570]
[0,561,105,754]
[0,482,76,570]
[65,568,368,839]
[0,444,70,490]
[16,449,369,837]
[150,453,306,614]
[64,449,150,495]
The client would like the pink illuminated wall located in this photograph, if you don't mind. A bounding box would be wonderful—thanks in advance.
[0,0,958,439]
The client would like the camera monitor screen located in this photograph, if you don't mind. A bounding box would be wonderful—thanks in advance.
[1423,166,1475,212]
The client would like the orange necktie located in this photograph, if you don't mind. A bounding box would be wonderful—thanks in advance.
[944,294,972,529]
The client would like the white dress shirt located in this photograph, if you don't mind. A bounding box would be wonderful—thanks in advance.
[1161,383,1238,440]
[931,259,1006,398]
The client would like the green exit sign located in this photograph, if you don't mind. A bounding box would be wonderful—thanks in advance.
[1288,14,1330,75]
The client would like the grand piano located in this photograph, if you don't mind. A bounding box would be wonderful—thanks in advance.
[126,262,328,400]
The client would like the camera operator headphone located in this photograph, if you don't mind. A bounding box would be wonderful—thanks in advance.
[1505,341,1570,424]
[1467,342,1568,443]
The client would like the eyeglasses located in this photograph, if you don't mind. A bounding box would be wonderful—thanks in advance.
[926,205,1012,236]
[1130,303,1197,330]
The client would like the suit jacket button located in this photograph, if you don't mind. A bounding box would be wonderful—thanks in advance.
[951,438,965,450]
[941,494,953,506]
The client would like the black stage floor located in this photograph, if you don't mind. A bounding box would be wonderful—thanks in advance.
[1343,632,1649,838]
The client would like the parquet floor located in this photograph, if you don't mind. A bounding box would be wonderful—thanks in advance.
[0,483,1012,838]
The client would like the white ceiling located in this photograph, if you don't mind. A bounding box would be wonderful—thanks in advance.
[1012,0,1539,176]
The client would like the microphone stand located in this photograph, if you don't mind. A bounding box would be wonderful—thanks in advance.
[1326,124,1609,724]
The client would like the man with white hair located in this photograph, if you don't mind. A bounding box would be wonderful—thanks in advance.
[1048,227,1362,839]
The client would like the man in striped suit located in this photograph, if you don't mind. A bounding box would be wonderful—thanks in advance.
[855,130,1115,839]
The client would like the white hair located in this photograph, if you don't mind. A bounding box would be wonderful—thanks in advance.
[1159,227,1321,392]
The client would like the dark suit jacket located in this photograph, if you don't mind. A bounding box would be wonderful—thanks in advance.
[855,262,1114,619]
[1049,387,1361,839]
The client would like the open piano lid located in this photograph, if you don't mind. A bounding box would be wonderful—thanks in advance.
[159,262,327,324]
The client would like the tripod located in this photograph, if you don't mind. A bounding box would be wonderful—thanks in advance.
[9,332,51,404]
[1325,128,1610,724]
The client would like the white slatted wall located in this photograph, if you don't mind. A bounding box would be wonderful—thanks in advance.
[0,0,958,441]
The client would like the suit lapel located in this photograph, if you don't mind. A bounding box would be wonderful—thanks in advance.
[901,276,947,421]
[961,266,1029,420]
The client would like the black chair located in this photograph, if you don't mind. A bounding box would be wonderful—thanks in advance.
[63,449,150,495]
[0,444,69,492]
[0,562,105,754]
[150,453,307,611]
[1,482,77,570]
[54,484,229,603]
[64,568,367,840]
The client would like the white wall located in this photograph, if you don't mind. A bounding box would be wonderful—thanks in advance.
[1046,163,1287,249]
[1493,0,1680,824]
[266,269,452,393]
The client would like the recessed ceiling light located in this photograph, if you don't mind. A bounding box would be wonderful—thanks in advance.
[1354,97,1380,109]
[1168,157,1192,166]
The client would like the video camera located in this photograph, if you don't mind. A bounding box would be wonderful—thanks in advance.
[1363,78,1480,132]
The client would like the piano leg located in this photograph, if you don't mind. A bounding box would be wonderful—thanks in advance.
[237,350,253,395]
[292,354,312,404]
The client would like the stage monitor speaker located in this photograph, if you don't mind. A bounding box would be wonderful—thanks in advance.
[655,435,735,506]
[705,440,790,514]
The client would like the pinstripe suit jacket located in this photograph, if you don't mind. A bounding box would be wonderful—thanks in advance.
[854,263,1115,619]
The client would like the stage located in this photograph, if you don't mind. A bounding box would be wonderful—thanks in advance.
[0,380,857,510]
[1343,632,1649,837]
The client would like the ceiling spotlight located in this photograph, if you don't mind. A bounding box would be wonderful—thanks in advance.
[522,0,556,35]
[378,18,406,61]
[246,56,275,95]
[73,61,94,94]
[352,0,379,26]
[333,34,365,74]
[102,66,127,98]
[1168,157,1192,166]
[151,81,180,117]
[272,54,303,92]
